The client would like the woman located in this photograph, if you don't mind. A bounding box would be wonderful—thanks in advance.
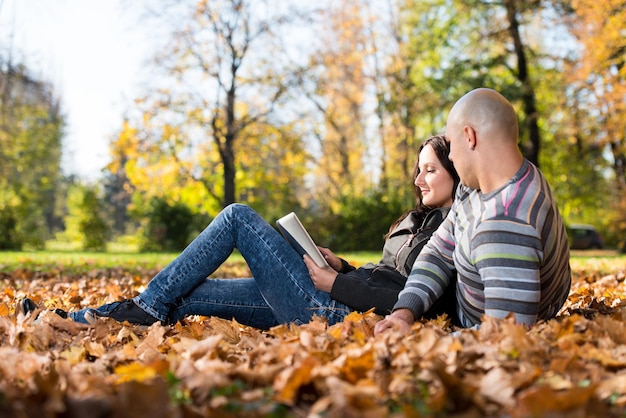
[20,135,459,329]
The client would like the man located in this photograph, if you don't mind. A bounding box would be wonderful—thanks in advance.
[375,88,571,335]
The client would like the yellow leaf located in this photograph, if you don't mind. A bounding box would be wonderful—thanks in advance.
[114,362,158,384]
[338,349,375,384]
[343,310,366,323]
[60,346,86,365]
[274,356,319,405]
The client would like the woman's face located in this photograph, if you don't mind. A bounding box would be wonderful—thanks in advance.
[415,144,455,208]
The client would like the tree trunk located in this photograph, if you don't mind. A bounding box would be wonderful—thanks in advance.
[222,78,237,207]
[504,0,540,167]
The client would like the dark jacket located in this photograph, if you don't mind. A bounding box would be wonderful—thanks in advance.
[329,207,450,315]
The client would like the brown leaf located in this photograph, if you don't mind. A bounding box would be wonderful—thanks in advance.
[135,323,167,361]
[315,375,386,418]
[479,367,516,407]
[85,341,106,359]
[335,345,376,384]
[208,316,241,344]
[515,385,596,417]
[174,334,222,360]
[115,378,169,418]
[597,374,626,400]
[3,261,626,416]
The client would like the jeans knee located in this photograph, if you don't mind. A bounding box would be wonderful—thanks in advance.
[225,203,250,217]
[225,203,257,223]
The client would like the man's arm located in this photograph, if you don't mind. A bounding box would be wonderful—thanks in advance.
[376,214,457,334]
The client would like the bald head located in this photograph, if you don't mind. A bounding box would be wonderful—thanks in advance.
[445,88,524,193]
[449,88,518,145]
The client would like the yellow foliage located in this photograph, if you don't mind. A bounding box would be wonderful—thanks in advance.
[60,346,86,365]
[567,0,626,147]
[114,362,159,384]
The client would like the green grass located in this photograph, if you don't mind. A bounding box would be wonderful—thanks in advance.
[0,251,178,273]
[0,250,624,275]
[0,250,381,274]
[568,249,626,275]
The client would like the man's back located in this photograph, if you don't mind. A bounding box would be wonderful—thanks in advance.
[451,159,571,326]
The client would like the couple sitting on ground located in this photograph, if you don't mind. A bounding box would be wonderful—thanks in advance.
[19,88,571,335]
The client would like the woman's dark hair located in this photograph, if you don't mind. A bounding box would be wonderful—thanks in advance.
[386,134,459,236]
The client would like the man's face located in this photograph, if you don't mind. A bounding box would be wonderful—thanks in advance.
[444,118,465,183]
[445,116,478,190]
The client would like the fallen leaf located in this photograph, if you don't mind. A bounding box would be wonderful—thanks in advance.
[274,356,319,405]
[480,367,516,407]
[114,362,159,384]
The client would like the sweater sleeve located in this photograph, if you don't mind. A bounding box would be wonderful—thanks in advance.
[392,212,456,318]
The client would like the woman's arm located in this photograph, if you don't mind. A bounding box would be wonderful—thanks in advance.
[329,268,408,315]
[305,254,407,315]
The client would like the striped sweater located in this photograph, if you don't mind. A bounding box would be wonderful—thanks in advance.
[394,159,571,327]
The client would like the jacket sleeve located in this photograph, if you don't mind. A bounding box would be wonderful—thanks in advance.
[339,258,356,273]
[330,268,407,315]
[331,207,450,316]
[402,208,448,274]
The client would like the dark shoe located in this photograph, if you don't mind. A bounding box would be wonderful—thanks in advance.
[18,297,37,316]
[17,297,68,319]
[53,308,68,319]
[99,299,159,325]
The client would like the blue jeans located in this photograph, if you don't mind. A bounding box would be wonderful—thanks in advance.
[70,204,351,329]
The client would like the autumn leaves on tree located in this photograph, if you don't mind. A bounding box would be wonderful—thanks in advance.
[2,0,624,249]
[103,0,626,248]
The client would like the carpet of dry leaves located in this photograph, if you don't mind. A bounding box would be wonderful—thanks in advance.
[2,258,626,418]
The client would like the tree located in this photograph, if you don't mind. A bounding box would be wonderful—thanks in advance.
[382,0,461,194]
[0,62,64,249]
[553,0,626,246]
[137,197,200,252]
[102,122,135,237]
[387,0,554,166]
[502,0,541,166]
[116,0,308,216]
[559,0,626,190]
[105,0,622,249]
[376,0,615,236]
[304,0,371,208]
[61,183,108,252]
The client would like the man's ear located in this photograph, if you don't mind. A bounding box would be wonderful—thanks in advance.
[463,125,477,150]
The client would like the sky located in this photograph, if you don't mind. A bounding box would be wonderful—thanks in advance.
[0,0,155,180]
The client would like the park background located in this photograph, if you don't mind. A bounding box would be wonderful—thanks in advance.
[3,2,626,416]
[1,0,625,255]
